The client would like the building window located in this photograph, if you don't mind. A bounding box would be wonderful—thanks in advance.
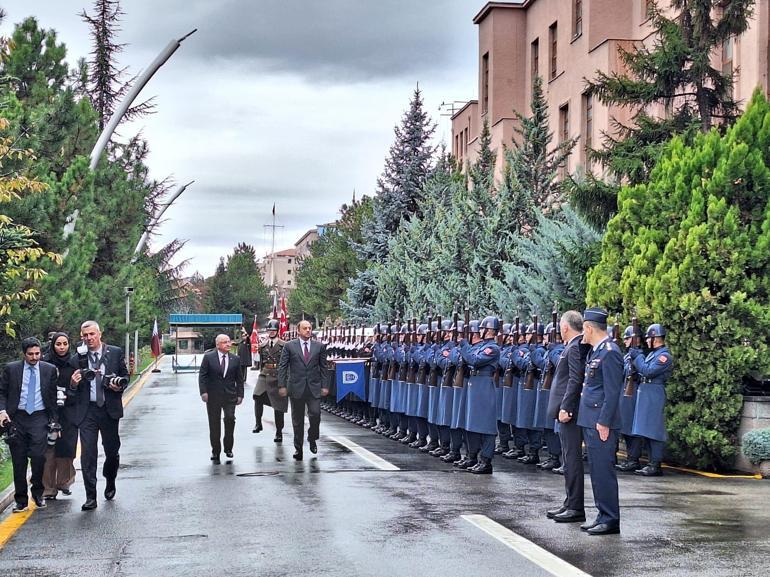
[288,269,292,275]
[559,103,570,173]
[179,339,188,350]
[455,134,460,157]
[287,258,292,264]
[583,93,593,167]
[482,52,490,114]
[531,38,539,83]
[722,36,734,77]
[573,0,582,38]
[464,127,469,155]
[287,280,291,286]
[549,23,558,80]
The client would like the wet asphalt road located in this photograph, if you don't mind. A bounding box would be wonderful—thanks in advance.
[1,356,768,577]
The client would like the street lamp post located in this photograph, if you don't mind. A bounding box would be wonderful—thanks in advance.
[125,286,134,364]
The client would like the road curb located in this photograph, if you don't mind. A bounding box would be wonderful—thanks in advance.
[0,355,164,515]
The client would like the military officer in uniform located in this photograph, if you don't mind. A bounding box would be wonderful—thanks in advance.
[516,322,544,464]
[411,324,431,448]
[578,307,623,535]
[616,325,643,472]
[253,319,288,442]
[443,319,466,464]
[628,323,673,477]
[502,324,528,460]
[460,317,500,474]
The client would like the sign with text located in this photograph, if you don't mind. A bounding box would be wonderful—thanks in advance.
[335,359,367,402]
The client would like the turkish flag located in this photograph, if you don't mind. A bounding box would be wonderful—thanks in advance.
[250,315,259,353]
[279,296,288,337]
[150,318,161,358]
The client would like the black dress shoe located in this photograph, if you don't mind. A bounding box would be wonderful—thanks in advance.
[546,505,567,519]
[553,509,586,523]
[225,451,234,459]
[309,440,318,454]
[420,443,438,453]
[538,457,560,471]
[616,459,641,472]
[81,499,97,511]
[469,461,493,474]
[253,424,263,433]
[212,456,221,464]
[12,502,28,513]
[494,445,508,455]
[400,434,416,445]
[293,450,303,460]
[32,496,47,509]
[431,447,450,457]
[457,459,477,470]
[210,453,220,461]
[635,463,663,476]
[580,519,599,531]
[60,489,72,496]
[503,448,525,459]
[552,465,565,475]
[587,522,620,535]
[274,432,283,443]
[440,451,461,463]
[104,480,116,501]
[518,454,540,465]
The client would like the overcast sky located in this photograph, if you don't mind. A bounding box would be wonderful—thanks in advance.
[1,1,481,276]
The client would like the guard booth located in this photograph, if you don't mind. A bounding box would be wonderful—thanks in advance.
[168,313,243,373]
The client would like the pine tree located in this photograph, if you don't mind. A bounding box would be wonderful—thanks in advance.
[587,90,770,470]
[571,0,755,228]
[81,0,154,129]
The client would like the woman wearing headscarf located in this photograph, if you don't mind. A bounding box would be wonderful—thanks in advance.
[42,332,78,499]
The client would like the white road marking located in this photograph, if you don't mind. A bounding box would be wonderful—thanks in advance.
[462,514,593,577]
[328,436,400,471]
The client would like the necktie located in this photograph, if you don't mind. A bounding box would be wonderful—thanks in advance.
[92,352,104,407]
[303,341,310,363]
[220,354,226,376]
[25,366,36,413]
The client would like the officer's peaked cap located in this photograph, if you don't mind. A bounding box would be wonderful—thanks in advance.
[583,307,609,324]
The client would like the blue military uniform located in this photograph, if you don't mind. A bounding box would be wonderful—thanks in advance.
[495,324,513,454]
[502,329,529,459]
[616,324,643,472]
[578,308,623,533]
[630,327,673,475]
[433,328,455,456]
[445,326,469,464]
[534,335,564,468]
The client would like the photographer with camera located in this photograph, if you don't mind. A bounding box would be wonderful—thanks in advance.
[41,332,78,500]
[0,337,60,513]
[69,320,129,511]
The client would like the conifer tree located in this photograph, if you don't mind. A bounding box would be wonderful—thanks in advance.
[587,90,770,470]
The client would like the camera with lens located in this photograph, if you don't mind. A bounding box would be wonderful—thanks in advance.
[47,421,62,446]
[76,342,96,382]
[103,374,129,391]
[1,420,18,444]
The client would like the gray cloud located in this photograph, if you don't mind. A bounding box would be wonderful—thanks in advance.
[127,0,476,82]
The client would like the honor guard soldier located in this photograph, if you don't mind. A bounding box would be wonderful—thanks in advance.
[495,323,514,455]
[253,319,288,442]
[579,307,623,535]
[616,325,643,472]
[411,324,431,448]
[534,323,564,470]
[516,322,545,464]
[434,319,455,457]
[627,323,673,477]
[502,323,528,460]
[460,317,500,474]
[443,319,467,464]
[422,320,442,453]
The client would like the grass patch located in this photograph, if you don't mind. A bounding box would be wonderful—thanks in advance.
[0,452,12,493]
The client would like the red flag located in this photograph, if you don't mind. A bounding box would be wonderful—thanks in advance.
[279,296,288,337]
[250,315,259,353]
[150,318,161,358]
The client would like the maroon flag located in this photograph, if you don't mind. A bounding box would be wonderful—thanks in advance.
[150,318,161,358]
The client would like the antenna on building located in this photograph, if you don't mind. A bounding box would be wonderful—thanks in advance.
[439,100,470,117]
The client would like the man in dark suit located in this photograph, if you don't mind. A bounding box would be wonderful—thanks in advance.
[278,320,328,461]
[0,337,59,512]
[69,321,129,511]
[199,334,245,464]
[545,311,590,524]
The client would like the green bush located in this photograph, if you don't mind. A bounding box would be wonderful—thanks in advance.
[162,340,175,355]
[742,428,770,464]
[587,90,770,470]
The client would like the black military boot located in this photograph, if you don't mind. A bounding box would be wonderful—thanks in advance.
[420,442,438,453]
[635,462,663,476]
[494,443,509,455]
[518,453,540,465]
[456,456,478,470]
[552,464,565,475]
[431,445,450,457]
[503,447,525,460]
[409,437,425,449]
[400,433,417,445]
[537,457,560,471]
[615,459,642,472]
[470,457,493,475]
[440,451,461,463]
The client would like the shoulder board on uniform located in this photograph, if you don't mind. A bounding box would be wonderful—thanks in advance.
[605,342,613,351]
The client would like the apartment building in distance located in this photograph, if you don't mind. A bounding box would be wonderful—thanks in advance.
[257,248,297,293]
[453,0,770,180]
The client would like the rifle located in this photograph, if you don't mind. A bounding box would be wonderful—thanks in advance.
[406,318,417,383]
[453,307,470,387]
[374,323,382,378]
[503,313,519,387]
[385,322,393,380]
[493,316,503,387]
[418,312,432,384]
[623,314,640,397]
[442,309,459,387]
[542,304,558,391]
[430,315,442,387]
[388,315,400,380]
[523,311,539,390]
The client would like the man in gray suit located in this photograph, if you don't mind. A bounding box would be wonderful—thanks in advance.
[278,320,328,461]
[545,311,591,523]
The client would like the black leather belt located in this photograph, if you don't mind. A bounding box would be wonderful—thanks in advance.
[469,369,495,377]
[263,363,278,369]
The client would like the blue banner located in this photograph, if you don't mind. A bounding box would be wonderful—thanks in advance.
[335,360,367,402]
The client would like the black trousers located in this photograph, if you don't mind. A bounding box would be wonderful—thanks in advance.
[290,388,321,450]
[206,396,236,455]
[254,393,285,431]
[79,403,121,500]
[8,411,48,505]
[558,419,585,511]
